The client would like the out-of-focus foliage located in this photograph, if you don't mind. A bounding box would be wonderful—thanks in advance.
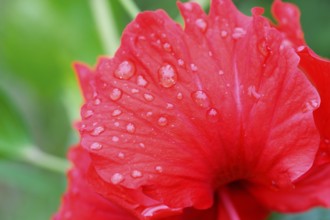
[0,0,329,219]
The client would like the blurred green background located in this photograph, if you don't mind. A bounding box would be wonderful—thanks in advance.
[0,0,329,219]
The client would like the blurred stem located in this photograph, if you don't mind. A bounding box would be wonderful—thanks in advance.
[20,147,71,174]
[118,0,140,19]
[89,0,120,56]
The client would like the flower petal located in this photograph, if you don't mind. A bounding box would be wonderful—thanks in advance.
[76,0,320,213]
[248,163,330,212]
[53,146,137,220]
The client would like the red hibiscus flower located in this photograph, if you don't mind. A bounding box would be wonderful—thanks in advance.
[54,0,330,219]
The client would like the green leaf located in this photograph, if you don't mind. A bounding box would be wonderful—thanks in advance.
[0,87,31,158]
[269,209,330,220]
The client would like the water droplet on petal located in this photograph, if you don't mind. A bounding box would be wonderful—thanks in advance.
[303,99,320,112]
[144,93,154,101]
[92,126,105,136]
[126,123,136,133]
[296,45,306,52]
[118,152,125,159]
[166,103,174,109]
[131,88,140,94]
[191,90,210,108]
[137,75,148,87]
[158,116,168,126]
[111,173,124,184]
[190,63,198,72]
[94,98,101,105]
[114,60,135,79]
[218,70,224,75]
[114,122,120,127]
[90,142,102,150]
[232,27,246,39]
[178,59,184,66]
[155,166,163,173]
[221,30,228,38]
[83,110,94,119]
[112,109,122,117]
[158,64,177,88]
[183,2,193,11]
[163,43,172,52]
[146,111,153,117]
[112,136,119,142]
[206,108,220,123]
[110,88,123,101]
[195,18,207,32]
[247,85,262,99]
[176,92,183,100]
[131,170,143,178]
[139,143,145,148]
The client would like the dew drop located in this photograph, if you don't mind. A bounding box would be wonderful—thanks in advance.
[94,98,101,105]
[218,70,224,75]
[195,18,207,32]
[303,99,320,112]
[163,43,172,52]
[110,88,123,101]
[90,142,102,150]
[83,110,94,119]
[155,165,163,173]
[176,92,183,100]
[190,63,198,72]
[146,111,153,117]
[131,170,143,178]
[131,88,140,94]
[114,122,120,127]
[158,116,168,126]
[112,136,119,142]
[92,126,105,136]
[112,109,122,117]
[166,103,174,109]
[144,93,154,101]
[247,85,261,99]
[232,27,246,39]
[177,59,184,66]
[126,123,136,133]
[191,90,210,108]
[206,108,220,123]
[158,64,178,88]
[139,143,145,148]
[296,45,306,52]
[183,2,193,11]
[137,75,148,87]
[114,60,135,79]
[111,173,124,184]
[221,30,228,38]
[118,152,125,159]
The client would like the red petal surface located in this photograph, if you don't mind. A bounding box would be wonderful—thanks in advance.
[76,0,320,215]
[248,163,330,212]
[53,146,137,220]
[272,0,330,164]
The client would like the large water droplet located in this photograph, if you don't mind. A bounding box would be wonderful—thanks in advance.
[83,110,94,119]
[158,116,168,126]
[232,27,246,39]
[195,18,207,32]
[158,64,177,88]
[111,173,124,184]
[206,108,220,123]
[144,93,154,101]
[114,60,135,79]
[191,90,210,108]
[92,126,105,136]
[126,123,136,133]
[131,170,143,178]
[90,142,102,150]
[110,88,123,101]
[137,75,148,87]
